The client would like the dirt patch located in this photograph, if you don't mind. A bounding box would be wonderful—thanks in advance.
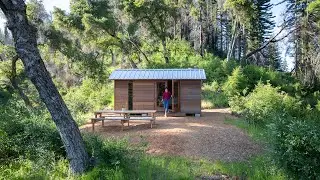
[81,109,262,162]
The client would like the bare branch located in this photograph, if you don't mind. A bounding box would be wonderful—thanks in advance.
[274,0,287,6]
[245,26,288,59]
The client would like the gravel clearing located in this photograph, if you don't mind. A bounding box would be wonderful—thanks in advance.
[81,109,262,162]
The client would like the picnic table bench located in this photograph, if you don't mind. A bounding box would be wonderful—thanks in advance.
[91,110,156,131]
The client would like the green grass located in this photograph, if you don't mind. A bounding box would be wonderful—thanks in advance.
[224,118,267,142]
[0,137,287,180]
[0,102,287,180]
[223,118,288,179]
[81,155,287,180]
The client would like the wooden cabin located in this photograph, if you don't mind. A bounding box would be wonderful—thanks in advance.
[109,69,206,115]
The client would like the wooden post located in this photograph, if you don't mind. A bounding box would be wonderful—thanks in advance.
[99,113,104,127]
[92,113,98,132]
[178,81,180,111]
[152,112,155,124]
[121,120,124,131]
[172,80,175,112]
[92,119,95,132]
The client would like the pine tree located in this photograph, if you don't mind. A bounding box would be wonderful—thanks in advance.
[267,42,282,70]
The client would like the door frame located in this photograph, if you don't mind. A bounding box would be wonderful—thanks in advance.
[155,80,180,112]
[155,81,168,111]
[172,80,180,112]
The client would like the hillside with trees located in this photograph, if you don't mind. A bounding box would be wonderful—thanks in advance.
[0,0,320,179]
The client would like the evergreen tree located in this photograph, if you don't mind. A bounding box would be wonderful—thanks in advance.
[267,42,282,70]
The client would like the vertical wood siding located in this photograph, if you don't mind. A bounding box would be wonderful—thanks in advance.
[180,80,201,113]
[114,80,128,110]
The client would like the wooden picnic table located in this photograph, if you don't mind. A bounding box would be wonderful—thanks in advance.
[91,110,156,131]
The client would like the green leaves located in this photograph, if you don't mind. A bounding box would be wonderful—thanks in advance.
[307,0,320,12]
[222,67,247,97]
[269,114,320,178]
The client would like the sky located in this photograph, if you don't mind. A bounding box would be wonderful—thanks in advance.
[42,0,70,13]
[270,0,294,71]
[1,0,293,71]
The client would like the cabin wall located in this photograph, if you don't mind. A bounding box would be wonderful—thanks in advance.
[114,80,202,113]
[132,81,155,110]
[114,80,128,110]
[180,80,201,114]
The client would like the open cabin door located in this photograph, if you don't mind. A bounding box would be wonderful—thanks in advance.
[156,80,180,112]
[172,80,180,112]
[156,81,167,111]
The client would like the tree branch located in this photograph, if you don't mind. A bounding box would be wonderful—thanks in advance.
[274,0,287,6]
[127,38,150,63]
[244,26,292,59]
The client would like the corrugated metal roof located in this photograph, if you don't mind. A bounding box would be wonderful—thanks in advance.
[109,69,206,80]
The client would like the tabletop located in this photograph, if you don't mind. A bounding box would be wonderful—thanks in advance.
[94,110,157,114]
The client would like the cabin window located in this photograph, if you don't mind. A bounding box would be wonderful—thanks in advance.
[128,81,133,110]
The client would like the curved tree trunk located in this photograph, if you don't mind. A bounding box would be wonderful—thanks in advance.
[0,1,89,174]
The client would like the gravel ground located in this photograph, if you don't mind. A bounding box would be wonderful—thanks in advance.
[81,109,262,162]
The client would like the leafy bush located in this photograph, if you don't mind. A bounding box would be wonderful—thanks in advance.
[0,156,71,179]
[228,95,246,115]
[222,67,247,97]
[83,134,131,168]
[316,101,320,111]
[0,100,65,164]
[235,83,303,125]
[64,78,113,113]
[64,78,114,124]
[202,82,228,108]
[268,113,320,179]
[243,83,283,124]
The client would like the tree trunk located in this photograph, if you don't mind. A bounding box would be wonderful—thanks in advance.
[0,1,89,174]
[199,4,204,57]
[10,56,33,109]
[242,26,247,65]
[161,38,169,64]
[227,20,237,61]
[220,10,223,53]
[129,58,138,68]
[174,17,177,39]
[238,31,242,61]
[110,49,116,66]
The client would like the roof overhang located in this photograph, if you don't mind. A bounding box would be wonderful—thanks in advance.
[109,69,206,80]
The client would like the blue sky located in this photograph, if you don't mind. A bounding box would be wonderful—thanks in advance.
[270,0,294,70]
[42,0,70,13]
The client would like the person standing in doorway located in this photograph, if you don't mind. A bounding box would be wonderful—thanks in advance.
[162,87,171,117]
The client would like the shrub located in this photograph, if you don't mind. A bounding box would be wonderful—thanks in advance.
[202,82,228,108]
[237,82,305,125]
[243,83,283,124]
[242,65,267,91]
[222,67,247,98]
[282,94,303,117]
[0,99,65,164]
[228,95,246,115]
[268,114,320,179]
[64,78,113,124]
[83,134,130,168]
[64,78,113,113]
[198,54,226,83]
[316,100,320,111]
